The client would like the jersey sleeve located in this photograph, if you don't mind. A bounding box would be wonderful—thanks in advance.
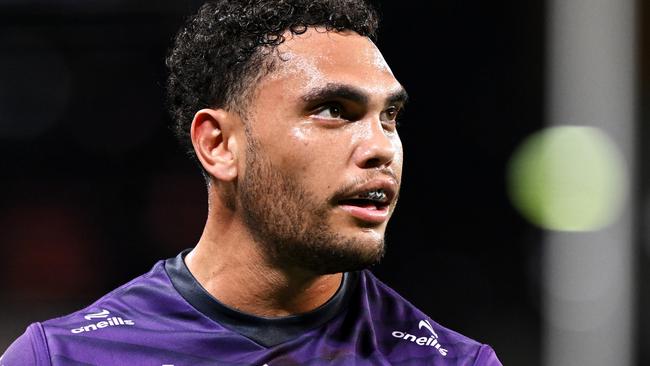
[473,344,503,366]
[1,323,50,366]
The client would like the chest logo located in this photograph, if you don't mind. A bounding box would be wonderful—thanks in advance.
[392,319,448,356]
[71,309,135,334]
[84,309,110,320]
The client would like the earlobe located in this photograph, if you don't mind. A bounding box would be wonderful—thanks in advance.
[190,108,239,181]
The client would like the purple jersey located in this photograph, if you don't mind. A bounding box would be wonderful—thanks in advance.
[2,251,502,365]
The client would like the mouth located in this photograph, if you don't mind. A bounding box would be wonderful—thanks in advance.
[335,180,397,225]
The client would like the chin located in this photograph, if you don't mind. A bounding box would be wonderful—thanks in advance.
[306,236,386,275]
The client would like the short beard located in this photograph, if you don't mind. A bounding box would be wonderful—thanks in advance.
[237,133,385,274]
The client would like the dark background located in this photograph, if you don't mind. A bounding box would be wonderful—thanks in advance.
[0,1,647,365]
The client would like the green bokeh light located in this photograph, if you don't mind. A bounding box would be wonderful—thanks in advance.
[507,126,628,232]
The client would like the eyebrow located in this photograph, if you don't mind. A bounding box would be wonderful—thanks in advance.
[301,83,409,107]
[386,88,409,107]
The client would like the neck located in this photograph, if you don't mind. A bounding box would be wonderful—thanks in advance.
[185,197,343,317]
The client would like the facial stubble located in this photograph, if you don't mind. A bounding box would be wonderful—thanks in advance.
[237,134,386,275]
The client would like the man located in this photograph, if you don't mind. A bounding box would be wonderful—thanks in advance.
[2,0,502,365]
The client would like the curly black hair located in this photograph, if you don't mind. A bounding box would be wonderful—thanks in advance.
[166,0,379,161]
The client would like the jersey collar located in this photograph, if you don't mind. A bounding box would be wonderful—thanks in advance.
[164,249,358,347]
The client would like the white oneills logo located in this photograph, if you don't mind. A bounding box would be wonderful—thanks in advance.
[392,319,448,356]
[71,309,135,334]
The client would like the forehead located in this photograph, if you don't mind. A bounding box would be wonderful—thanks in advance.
[258,28,401,99]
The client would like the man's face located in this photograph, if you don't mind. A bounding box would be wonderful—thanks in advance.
[237,28,405,274]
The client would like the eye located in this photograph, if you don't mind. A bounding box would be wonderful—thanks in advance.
[313,103,344,119]
[381,106,402,124]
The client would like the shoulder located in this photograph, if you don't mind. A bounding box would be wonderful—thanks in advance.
[40,259,169,332]
[1,323,49,366]
[2,259,201,365]
[357,270,502,366]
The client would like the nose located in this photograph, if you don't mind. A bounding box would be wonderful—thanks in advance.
[352,120,398,169]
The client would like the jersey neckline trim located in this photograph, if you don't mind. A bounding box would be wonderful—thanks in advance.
[164,249,358,347]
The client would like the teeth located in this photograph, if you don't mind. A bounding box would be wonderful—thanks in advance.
[361,189,386,202]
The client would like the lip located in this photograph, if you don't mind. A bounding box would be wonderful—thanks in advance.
[338,204,391,224]
[335,178,398,224]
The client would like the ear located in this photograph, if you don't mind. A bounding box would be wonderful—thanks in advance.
[190,108,240,181]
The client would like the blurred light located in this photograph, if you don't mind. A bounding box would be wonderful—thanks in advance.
[543,0,635,363]
[507,126,628,231]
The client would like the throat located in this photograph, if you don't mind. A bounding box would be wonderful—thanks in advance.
[252,271,344,317]
[187,247,343,317]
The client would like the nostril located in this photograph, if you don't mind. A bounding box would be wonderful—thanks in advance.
[362,156,393,169]
[364,157,383,168]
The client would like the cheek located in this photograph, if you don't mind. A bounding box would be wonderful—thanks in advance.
[392,137,404,179]
[281,125,351,176]
[393,136,404,163]
[289,123,350,152]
